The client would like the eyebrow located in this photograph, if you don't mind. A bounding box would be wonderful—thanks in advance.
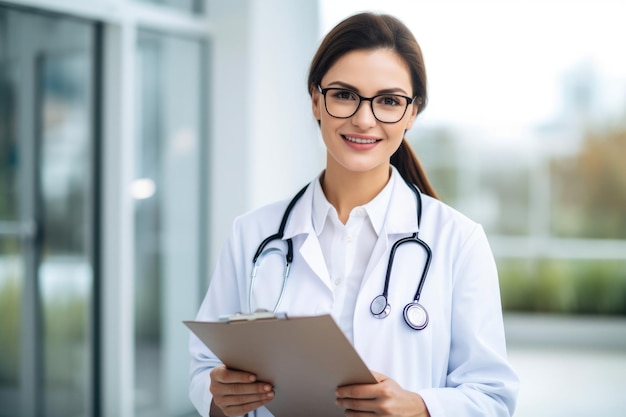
[325,81,410,96]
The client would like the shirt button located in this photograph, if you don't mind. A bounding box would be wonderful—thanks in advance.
[334,277,342,285]
[346,234,353,243]
[357,208,364,216]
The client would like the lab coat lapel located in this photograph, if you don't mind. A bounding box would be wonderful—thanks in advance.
[299,234,331,286]
[282,184,331,287]
[361,230,389,287]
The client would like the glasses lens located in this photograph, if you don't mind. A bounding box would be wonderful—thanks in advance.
[372,95,409,123]
[324,89,360,118]
[324,89,409,123]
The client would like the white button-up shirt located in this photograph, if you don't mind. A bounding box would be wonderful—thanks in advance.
[312,172,394,343]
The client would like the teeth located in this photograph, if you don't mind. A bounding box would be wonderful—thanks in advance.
[345,136,377,144]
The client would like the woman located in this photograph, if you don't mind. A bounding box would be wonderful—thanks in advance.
[190,12,519,417]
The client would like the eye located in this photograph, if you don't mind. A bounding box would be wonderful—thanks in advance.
[377,95,403,107]
[331,89,358,101]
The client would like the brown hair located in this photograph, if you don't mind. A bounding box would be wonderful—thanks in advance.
[307,12,438,199]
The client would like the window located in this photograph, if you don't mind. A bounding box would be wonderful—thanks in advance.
[136,0,204,14]
[134,30,205,417]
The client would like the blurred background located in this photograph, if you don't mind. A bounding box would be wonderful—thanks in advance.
[0,0,624,416]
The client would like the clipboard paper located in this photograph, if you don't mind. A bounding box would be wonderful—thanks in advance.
[185,314,377,417]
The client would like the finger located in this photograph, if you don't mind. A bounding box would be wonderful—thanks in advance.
[336,384,377,400]
[370,370,388,383]
[211,380,273,397]
[214,388,274,416]
[216,387,274,408]
[221,395,274,417]
[211,365,257,384]
[336,397,377,414]
[344,411,377,417]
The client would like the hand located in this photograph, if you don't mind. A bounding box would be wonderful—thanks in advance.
[209,365,274,417]
[335,371,430,417]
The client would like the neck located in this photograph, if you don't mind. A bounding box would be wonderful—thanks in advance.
[321,163,391,224]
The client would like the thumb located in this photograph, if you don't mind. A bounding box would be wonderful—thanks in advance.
[370,370,389,383]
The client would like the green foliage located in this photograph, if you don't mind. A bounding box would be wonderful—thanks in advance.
[0,276,20,384]
[499,258,626,315]
[551,126,626,239]
[569,260,626,315]
[0,273,89,386]
[43,294,88,386]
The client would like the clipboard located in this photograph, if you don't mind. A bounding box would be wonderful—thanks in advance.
[184,312,377,417]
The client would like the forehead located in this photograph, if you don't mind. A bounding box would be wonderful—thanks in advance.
[321,48,412,93]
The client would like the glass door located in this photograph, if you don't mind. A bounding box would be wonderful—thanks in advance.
[0,41,31,415]
[0,7,98,417]
[134,29,204,417]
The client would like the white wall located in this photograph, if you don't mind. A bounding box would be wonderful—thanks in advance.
[208,0,324,270]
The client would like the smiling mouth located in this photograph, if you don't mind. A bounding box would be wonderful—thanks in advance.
[343,135,380,144]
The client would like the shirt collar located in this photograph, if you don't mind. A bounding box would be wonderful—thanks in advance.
[311,168,397,237]
[312,175,333,236]
[365,169,395,235]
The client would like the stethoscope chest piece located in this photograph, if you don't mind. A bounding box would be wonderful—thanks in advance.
[403,302,429,330]
[370,295,391,318]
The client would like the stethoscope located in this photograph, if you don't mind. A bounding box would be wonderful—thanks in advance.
[250,179,432,330]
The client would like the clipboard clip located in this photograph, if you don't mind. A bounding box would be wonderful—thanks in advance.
[219,309,288,323]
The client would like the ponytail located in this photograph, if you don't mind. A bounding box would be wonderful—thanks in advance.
[391,139,439,199]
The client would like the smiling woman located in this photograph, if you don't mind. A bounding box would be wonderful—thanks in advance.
[190,11,518,417]
[311,48,419,211]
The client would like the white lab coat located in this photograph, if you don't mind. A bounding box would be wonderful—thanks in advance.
[190,168,519,417]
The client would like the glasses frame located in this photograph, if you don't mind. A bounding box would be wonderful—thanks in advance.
[317,85,415,124]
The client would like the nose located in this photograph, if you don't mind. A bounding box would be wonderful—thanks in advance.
[351,98,377,128]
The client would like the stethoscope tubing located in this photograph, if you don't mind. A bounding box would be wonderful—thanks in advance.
[250,184,308,313]
[249,178,433,330]
[382,233,432,303]
[252,185,308,265]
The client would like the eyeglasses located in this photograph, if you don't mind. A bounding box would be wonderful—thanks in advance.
[317,85,415,124]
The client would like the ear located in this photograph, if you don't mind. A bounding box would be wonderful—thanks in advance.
[311,85,322,121]
[404,102,419,130]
